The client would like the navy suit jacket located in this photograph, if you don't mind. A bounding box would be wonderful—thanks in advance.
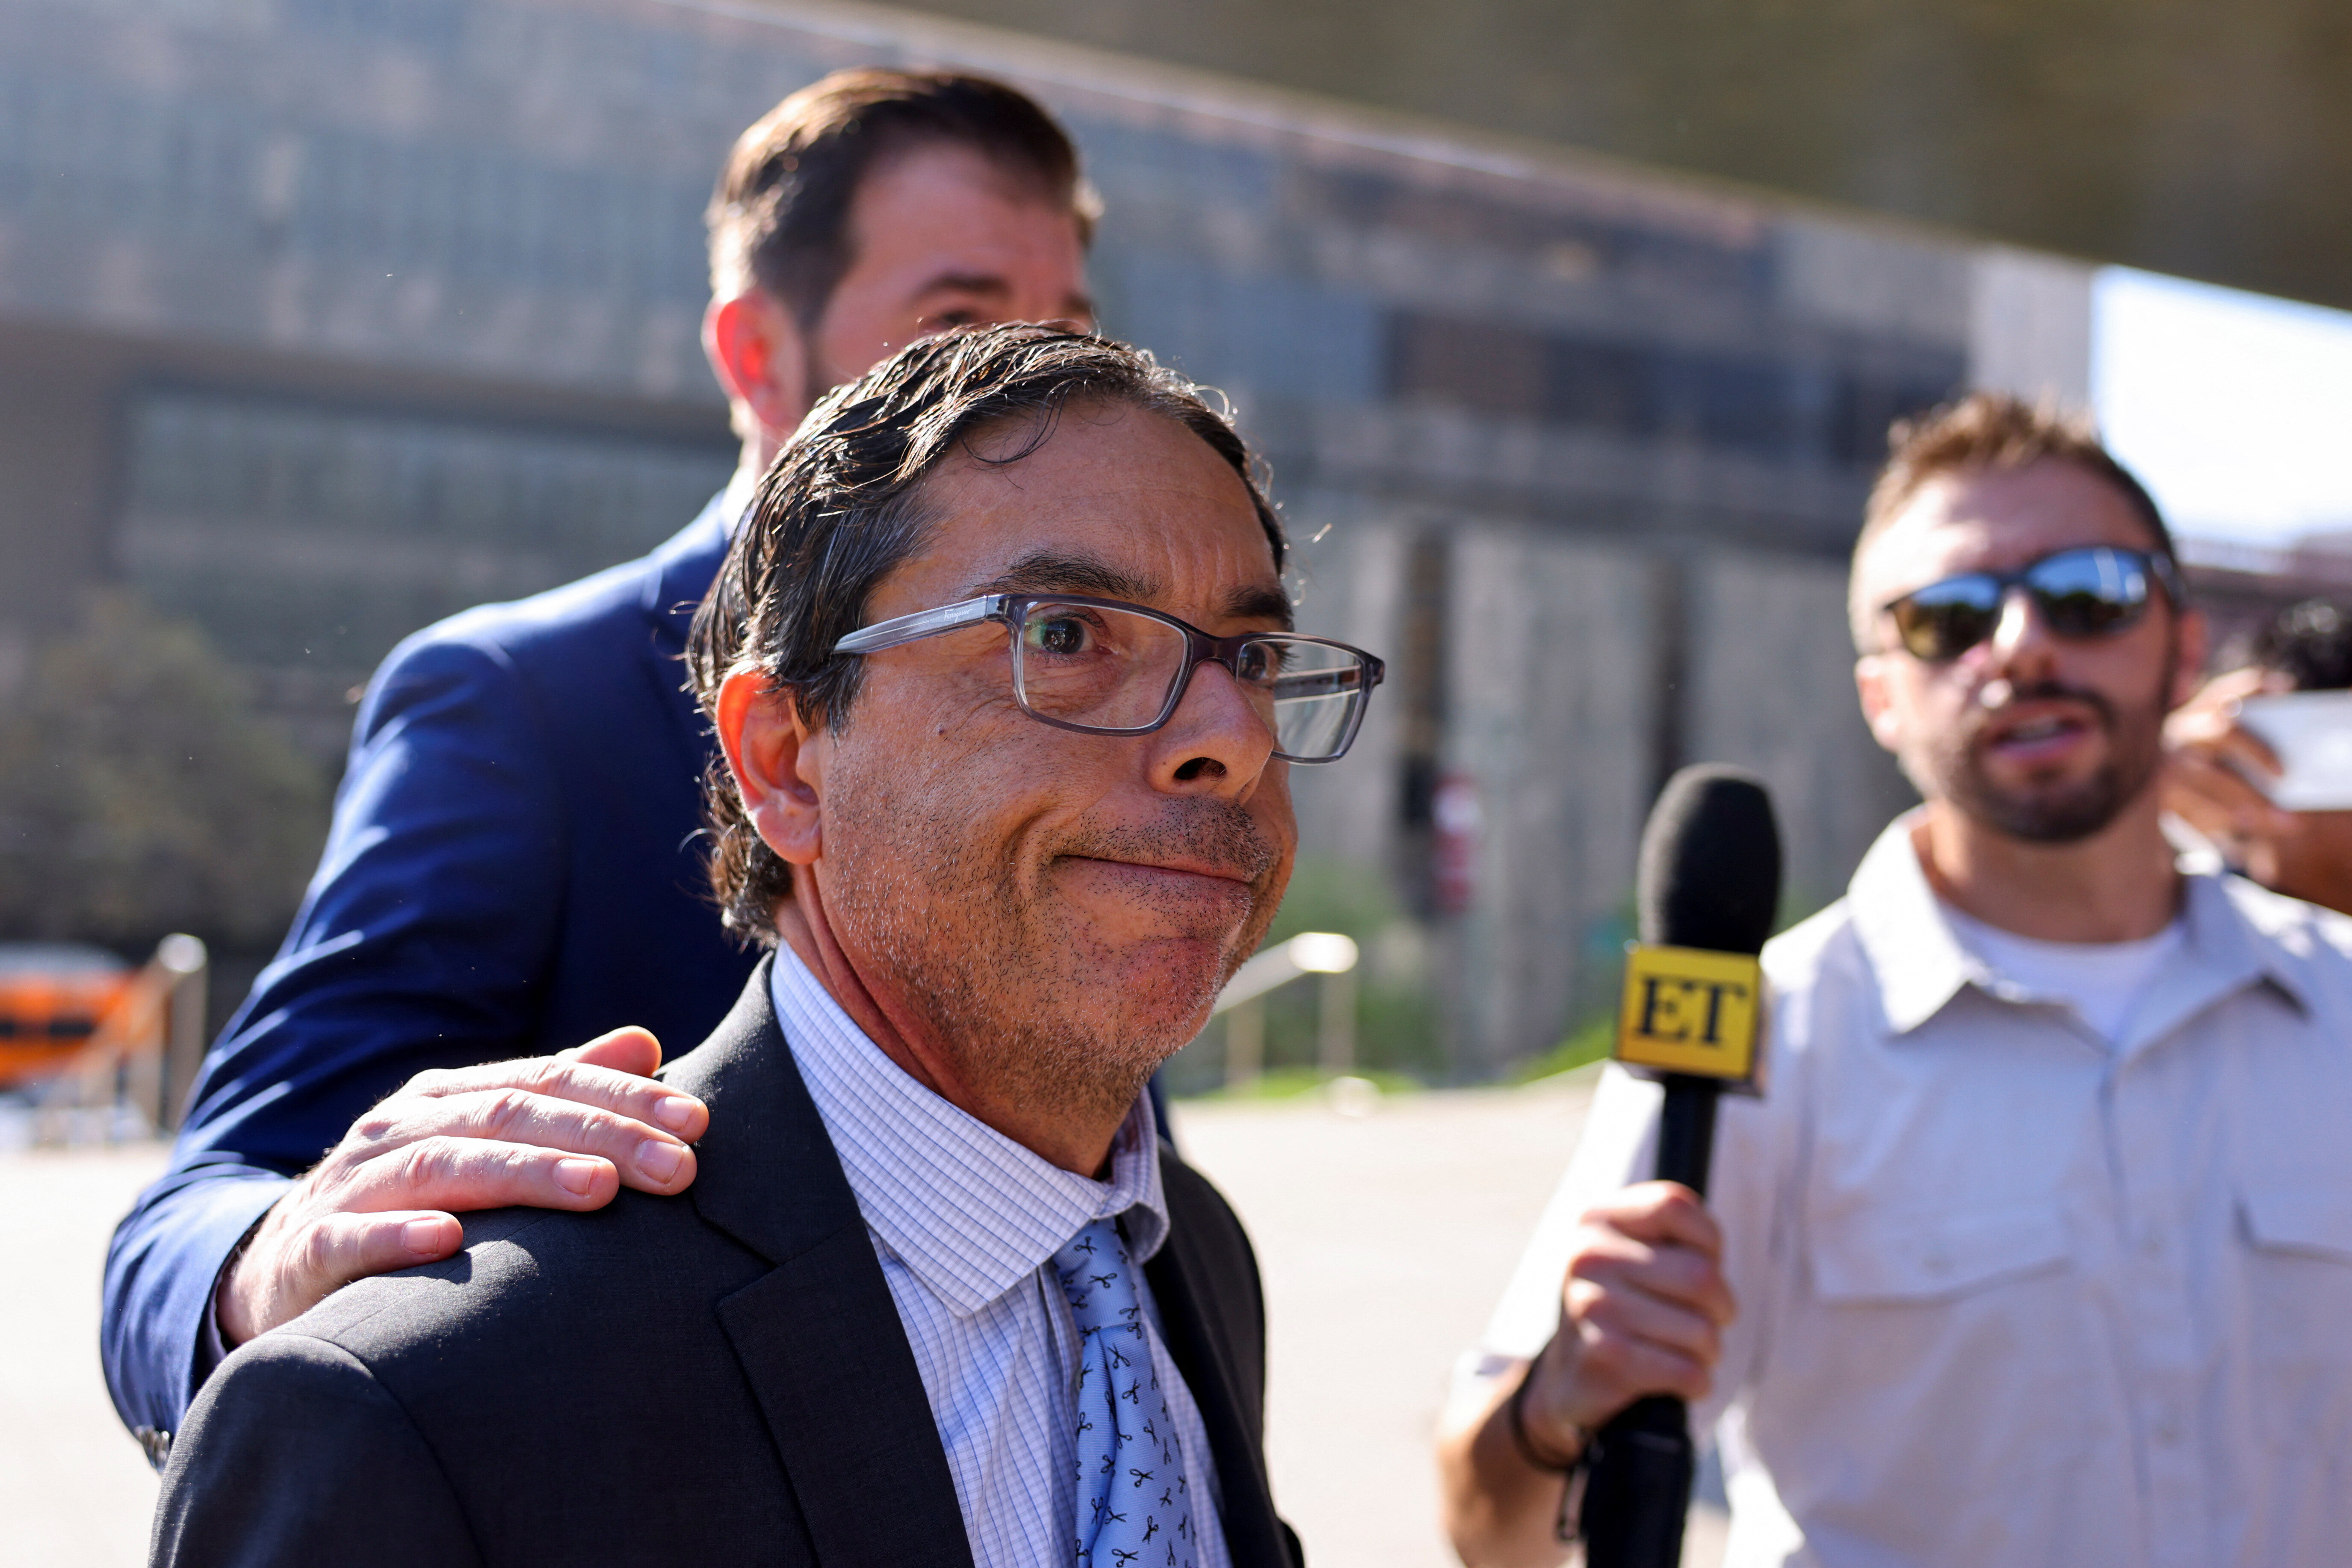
[103,496,756,1451]
[150,963,1303,1568]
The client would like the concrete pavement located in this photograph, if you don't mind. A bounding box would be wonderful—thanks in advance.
[0,1080,1726,1567]
[0,1145,167,1568]
[1171,1076,1728,1568]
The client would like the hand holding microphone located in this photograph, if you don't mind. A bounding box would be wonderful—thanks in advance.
[1515,1179,1733,1438]
[1514,765,1781,1566]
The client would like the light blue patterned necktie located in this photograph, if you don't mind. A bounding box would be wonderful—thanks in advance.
[1055,1216,1199,1568]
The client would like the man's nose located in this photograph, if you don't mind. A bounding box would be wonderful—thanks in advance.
[1983,587,2059,680]
[1145,659,1277,796]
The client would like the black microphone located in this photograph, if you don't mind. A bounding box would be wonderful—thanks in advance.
[1578,764,1782,1568]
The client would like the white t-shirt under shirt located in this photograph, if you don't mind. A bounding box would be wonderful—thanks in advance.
[1469,817,2352,1567]
[1940,903,2186,1046]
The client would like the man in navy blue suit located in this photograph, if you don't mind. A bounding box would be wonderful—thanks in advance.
[103,68,1099,1458]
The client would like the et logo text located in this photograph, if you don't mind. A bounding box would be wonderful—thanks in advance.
[1613,945,1763,1081]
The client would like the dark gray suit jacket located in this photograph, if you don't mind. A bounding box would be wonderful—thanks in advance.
[150,961,1302,1568]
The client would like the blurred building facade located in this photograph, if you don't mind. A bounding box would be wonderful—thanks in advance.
[0,0,2106,1075]
[887,0,2352,322]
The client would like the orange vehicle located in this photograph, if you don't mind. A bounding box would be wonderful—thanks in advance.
[0,944,134,1091]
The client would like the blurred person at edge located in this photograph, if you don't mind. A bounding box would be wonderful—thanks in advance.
[2163,598,2352,915]
[103,69,1102,1461]
[1439,393,2352,1568]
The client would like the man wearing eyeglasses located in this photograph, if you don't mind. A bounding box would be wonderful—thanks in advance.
[103,69,1115,1462]
[1440,393,2352,1568]
[151,325,1361,1566]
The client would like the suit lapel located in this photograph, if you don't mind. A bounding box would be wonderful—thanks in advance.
[666,964,973,1568]
[1146,1170,1296,1568]
[716,1243,973,1568]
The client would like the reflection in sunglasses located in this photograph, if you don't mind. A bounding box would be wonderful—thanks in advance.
[1884,546,2179,662]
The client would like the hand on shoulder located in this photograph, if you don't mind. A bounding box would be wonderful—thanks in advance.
[216,1027,709,1345]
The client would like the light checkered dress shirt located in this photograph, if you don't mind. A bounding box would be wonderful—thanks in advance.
[770,949,1232,1568]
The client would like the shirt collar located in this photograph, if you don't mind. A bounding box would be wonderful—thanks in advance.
[767,943,1169,1318]
[1844,808,2312,1041]
[2168,869,2319,1028]
[1844,813,1978,1035]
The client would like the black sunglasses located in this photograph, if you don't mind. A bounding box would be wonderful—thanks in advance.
[1881,545,2183,663]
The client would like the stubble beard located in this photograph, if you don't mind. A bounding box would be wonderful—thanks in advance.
[1922,674,2169,845]
[818,756,1282,1128]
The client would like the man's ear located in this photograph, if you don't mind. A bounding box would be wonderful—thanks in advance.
[702,290,810,455]
[2168,605,2212,712]
[715,669,824,868]
[1855,652,1906,756]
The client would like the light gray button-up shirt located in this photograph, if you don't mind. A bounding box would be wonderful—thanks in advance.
[1477,811,2352,1568]
[770,946,1231,1568]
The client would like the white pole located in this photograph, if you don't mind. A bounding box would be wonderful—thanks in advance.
[1225,998,1264,1090]
[1318,968,1356,1076]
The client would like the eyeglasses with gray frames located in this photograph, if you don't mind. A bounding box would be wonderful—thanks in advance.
[832,592,1384,762]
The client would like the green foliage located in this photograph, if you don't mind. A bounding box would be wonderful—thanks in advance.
[1262,853,1400,945]
[1510,1013,1617,1083]
[0,593,331,953]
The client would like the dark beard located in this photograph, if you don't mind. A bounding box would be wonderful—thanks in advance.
[1928,677,2166,844]
[816,751,1281,1125]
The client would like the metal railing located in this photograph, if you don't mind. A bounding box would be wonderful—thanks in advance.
[1210,932,1359,1090]
[19,935,209,1146]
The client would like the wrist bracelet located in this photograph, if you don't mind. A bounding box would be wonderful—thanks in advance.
[1505,1368,1587,1474]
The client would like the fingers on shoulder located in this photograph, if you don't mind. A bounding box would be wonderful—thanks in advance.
[366,1134,618,1211]
[402,1055,705,1137]
[291,1210,464,1294]
[564,1025,664,1074]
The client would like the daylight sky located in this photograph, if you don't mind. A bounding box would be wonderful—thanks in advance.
[2095,269,2352,548]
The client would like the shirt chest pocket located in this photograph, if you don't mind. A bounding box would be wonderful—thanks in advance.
[1795,1201,2099,1487]
[2240,1183,2352,1450]
[2240,1184,2352,1263]
[1809,1203,2071,1304]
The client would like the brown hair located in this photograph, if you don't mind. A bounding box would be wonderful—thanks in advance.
[686,324,1286,945]
[1848,391,2177,651]
[705,68,1099,328]
[2253,599,2352,691]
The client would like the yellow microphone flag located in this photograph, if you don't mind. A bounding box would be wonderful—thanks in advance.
[1613,944,1762,1081]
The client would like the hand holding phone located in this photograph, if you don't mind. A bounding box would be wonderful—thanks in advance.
[2234,691,2352,811]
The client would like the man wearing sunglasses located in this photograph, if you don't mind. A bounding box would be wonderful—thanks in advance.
[1442,393,2352,1567]
[151,325,1353,1566]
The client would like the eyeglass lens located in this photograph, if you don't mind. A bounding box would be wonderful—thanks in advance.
[1010,600,1370,760]
[1890,547,2156,661]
